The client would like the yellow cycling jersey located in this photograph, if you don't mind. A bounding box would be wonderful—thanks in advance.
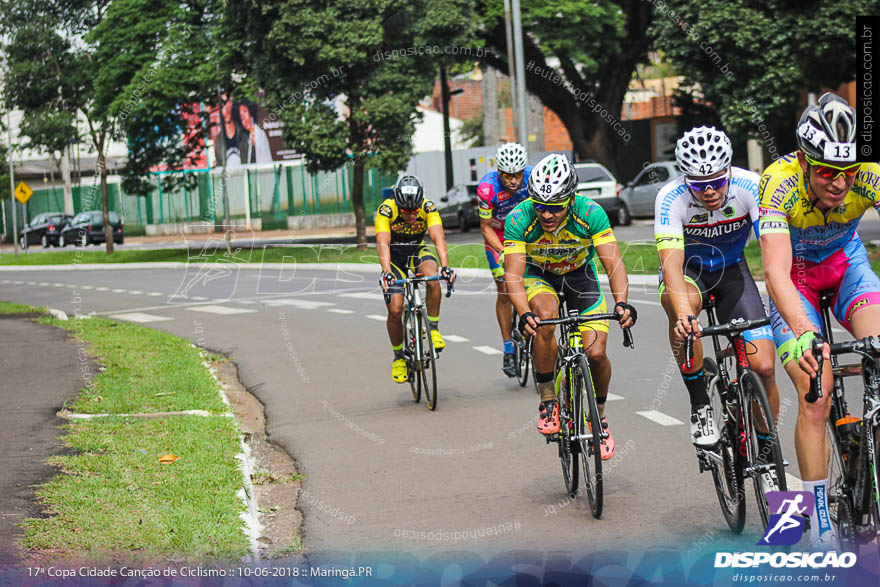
[374,198,442,254]
[758,153,880,263]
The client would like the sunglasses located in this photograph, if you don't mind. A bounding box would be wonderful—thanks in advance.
[531,199,569,214]
[500,171,524,181]
[805,155,861,181]
[685,174,729,192]
[399,207,420,214]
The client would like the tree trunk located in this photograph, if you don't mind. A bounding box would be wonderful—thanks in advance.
[60,145,74,214]
[352,154,366,250]
[99,150,114,254]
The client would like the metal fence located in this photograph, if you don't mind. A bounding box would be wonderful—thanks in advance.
[2,158,399,238]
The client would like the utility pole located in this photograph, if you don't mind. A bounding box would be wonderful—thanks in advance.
[511,0,528,148]
[439,67,464,192]
[216,86,232,254]
[7,110,17,257]
[503,0,518,139]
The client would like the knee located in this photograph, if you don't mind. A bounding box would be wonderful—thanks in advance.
[388,305,403,320]
[751,359,776,381]
[588,344,608,365]
[799,395,831,426]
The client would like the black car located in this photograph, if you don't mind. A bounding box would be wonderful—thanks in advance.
[19,212,73,249]
[436,183,480,231]
[58,210,124,247]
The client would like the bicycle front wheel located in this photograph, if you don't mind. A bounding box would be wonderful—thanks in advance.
[574,356,603,518]
[706,362,746,533]
[514,331,530,387]
[557,365,579,498]
[742,371,788,529]
[403,310,420,403]
[419,310,439,411]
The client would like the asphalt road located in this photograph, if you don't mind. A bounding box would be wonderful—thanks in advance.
[0,263,833,559]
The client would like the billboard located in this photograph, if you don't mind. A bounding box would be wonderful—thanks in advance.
[209,95,299,167]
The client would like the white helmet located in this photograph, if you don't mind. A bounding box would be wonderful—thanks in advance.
[496,142,527,174]
[797,92,857,164]
[527,153,577,204]
[675,126,732,177]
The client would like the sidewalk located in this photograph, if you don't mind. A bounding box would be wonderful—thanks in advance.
[0,225,375,252]
[0,315,86,567]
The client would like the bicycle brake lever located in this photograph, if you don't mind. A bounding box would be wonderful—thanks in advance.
[805,338,825,403]
[623,327,634,349]
[684,334,694,370]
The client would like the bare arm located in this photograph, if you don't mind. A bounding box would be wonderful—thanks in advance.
[480,217,503,253]
[427,224,450,268]
[503,251,531,319]
[595,241,632,327]
[376,231,392,274]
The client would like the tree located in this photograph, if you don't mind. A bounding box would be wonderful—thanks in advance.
[651,0,879,158]
[18,108,79,212]
[3,0,119,252]
[475,0,654,173]
[234,0,478,248]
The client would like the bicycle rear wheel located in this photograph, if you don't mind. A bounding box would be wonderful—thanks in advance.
[574,356,603,518]
[742,371,788,529]
[514,330,530,387]
[403,310,420,403]
[706,359,746,533]
[418,310,439,411]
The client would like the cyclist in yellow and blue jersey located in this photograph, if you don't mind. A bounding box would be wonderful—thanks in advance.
[505,153,636,458]
[760,93,880,550]
[376,176,456,384]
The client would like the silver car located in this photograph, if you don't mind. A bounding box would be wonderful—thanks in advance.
[618,161,681,224]
[573,162,622,226]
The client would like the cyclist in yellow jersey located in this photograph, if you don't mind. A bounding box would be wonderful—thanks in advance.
[759,93,880,550]
[376,175,456,384]
[505,153,636,457]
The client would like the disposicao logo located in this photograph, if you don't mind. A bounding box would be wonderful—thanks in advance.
[758,491,813,546]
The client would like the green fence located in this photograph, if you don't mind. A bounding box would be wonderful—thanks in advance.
[2,159,398,239]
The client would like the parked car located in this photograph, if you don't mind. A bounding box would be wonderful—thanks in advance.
[618,161,681,223]
[19,212,73,249]
[436,183,480,231]
[58,211,124,247]
[573,162,622,226]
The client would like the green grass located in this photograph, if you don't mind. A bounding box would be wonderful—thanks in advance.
[2,303,250,563]
[39,316,229,415]
[0,301,47,314]
[3,241,879,278]
[22,415,247,562]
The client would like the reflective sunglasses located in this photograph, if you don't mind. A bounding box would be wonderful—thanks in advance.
[805,155,861,181]
[399,207,420,214]
[685,174,729,192]
[531,198,569,213]
[500,171,524,182]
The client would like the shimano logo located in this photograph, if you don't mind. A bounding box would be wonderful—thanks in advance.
[714,552,856,569]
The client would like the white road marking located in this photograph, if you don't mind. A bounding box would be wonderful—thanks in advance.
[186,305,256,315]
[443,335,469,343]
[366,314,386,321]
[0,279,8,284]
[636,410,684,426]
[52,283,63,287]
[146,292,163,296]
[65,284,77,288]
[262,299,335,309]
[25,281,36,285]
[12,280,22,284]
[129,290,143,295]
[474,346,502,355]
[96,287,109,291]
[80,285,93,289]
[109,312,173,323]
[328,309,354,314]
[605,392,624,401]
[112,288,126,293]
[238,300,256,304]
[191,296,208,301]
[340,292,384,300]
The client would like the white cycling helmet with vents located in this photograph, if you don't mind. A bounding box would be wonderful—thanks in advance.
[527,153,577,204]
[496,142,527,174]
[675,126,733,177]
[796,92,857,164]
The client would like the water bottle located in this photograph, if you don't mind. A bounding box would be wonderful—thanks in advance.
[845,418,864,471]
[836,415,860,461]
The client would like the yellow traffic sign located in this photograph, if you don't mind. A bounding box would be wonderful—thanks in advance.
[14,181,33,204]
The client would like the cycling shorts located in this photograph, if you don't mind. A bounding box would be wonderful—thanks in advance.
[771,239,880,365]
[658,258,772,343]
[485,244,504,279]
[525,260,608,334]
[385,245,438,299]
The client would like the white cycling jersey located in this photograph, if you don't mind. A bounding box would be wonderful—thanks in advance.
[654,166,761,272]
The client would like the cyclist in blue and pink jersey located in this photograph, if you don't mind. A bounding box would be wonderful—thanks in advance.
[478,142,533,376]
[760,93,880,551]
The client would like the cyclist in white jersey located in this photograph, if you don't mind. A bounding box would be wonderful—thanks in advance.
[655,127,780,492]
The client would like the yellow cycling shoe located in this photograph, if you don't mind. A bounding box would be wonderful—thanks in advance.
[392,358,407,383]
[430,329,445,351]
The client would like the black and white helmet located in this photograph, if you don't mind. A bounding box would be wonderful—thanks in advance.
[675,126,733,177]
[496,142,527,174]
[527,153,577,204]
[797,92,857,164]
[393,175,424,209]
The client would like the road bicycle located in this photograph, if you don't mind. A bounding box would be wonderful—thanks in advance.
[535,304,634,519]
[685,295,787,533]
[394,274,453,411]
[806,290,880,555]
[510,312,533,388]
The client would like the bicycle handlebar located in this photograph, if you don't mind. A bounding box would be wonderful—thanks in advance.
[533,313,635,349]
[392,274,454,297]
[683,316,772,370]
[805,335,880,403]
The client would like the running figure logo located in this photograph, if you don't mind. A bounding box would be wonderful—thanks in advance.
[758,491,815,546]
